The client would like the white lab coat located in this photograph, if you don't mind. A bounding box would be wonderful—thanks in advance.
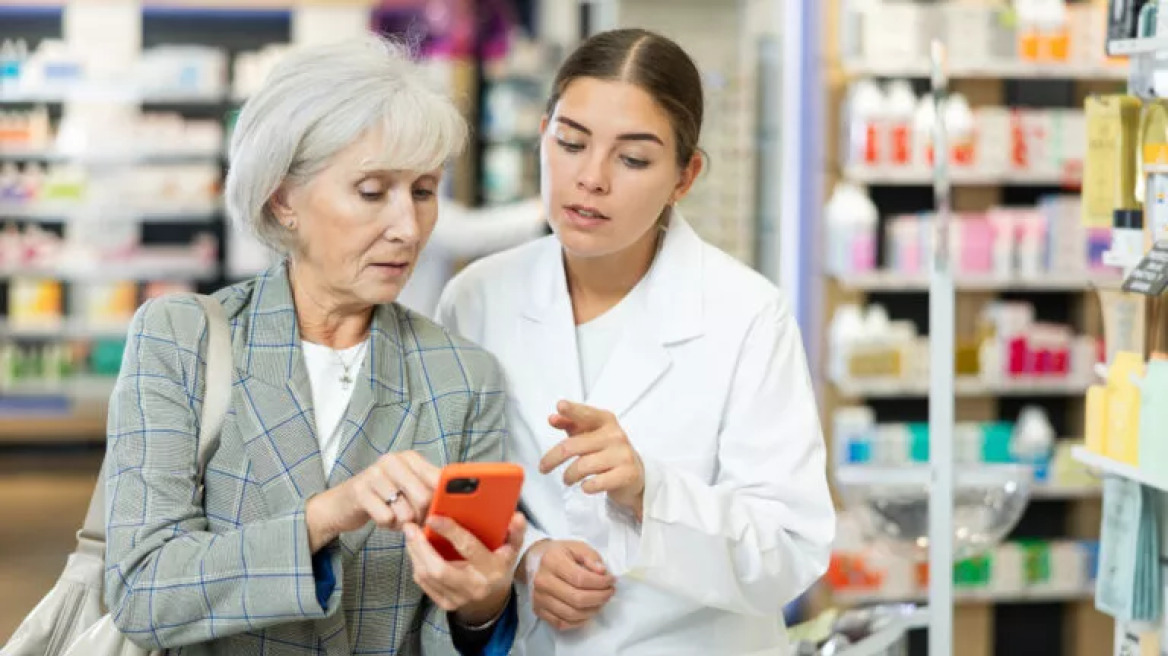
[437,215,835,656]
[397,198,546,318]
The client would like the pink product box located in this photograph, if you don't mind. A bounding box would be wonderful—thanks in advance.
[886,214,924,274]
[955,215,994,275]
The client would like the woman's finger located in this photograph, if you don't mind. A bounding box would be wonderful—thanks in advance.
[406,523,485,599]
[400,451,441,489]
[534,567,614,610]
[503,513,526,553]
[358,485,399,528]
[534,593,594,629]
[562,450,619,487]
[554,401,611,431]
[426,516,494,569]
[380,456,432,519]
[580,468,636,496]
[404,525,467,610]
[539,431,610,475]
[364,471,409,524]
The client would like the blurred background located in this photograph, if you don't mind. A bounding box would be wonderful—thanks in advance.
[0,1,1155,655]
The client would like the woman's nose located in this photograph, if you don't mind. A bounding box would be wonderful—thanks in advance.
[576,153,610,194]
[383,194,420,244]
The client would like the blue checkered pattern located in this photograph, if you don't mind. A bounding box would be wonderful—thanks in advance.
[103,264,509,655]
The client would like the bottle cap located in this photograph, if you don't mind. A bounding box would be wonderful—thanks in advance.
[1114,208,1144,230]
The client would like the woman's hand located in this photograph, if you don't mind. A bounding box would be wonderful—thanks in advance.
[540,401,646,517]
[522,539,616,631]
[404,512,526,625]
[305,451,439,552]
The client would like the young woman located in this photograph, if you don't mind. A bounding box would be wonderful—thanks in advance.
[438,29,834,656]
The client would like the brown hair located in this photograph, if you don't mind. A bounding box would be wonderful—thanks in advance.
[546,28,704,169]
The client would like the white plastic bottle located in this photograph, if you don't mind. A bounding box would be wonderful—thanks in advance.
[946,93,977,169]
[1011,405,1055,463]
[825,182,879,276]
[830,304,867,383]
[913,93,937,171]
[884,80,917,167]
[847,79,886,170]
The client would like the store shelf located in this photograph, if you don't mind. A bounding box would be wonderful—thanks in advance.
[1029,483,1102,500]
[0,202,222,222]
[141,0,380,9]
[0,258,217,282]
[833,377,1092,399]
[841,59,1127,81]
[834,464,1099,499]
[1108,38,1168,57]
[0,320,130,340]
[832,585,1095,606]
[0,88,226,105]
[0,376,117,401]
[830,271,1118,293]
[0,412,107,444]
[844,166,1079,187]
[0,148,222,164]
[1071,446,1168,493]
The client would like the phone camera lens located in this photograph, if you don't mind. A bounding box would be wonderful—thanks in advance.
[446,478,479,494]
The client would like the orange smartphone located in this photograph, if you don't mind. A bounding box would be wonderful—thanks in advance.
[423,462,524,561]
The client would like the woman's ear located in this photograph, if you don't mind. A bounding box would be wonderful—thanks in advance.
[670,153,705,205]
[269,185,296,229]
[539,114,550,136]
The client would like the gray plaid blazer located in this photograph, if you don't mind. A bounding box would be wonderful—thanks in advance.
[102,264,508,655]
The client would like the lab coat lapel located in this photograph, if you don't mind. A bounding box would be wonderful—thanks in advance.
[582,323,670,419]
[582,216,705,419]
[232,264,329,513]
[519,239,585,450]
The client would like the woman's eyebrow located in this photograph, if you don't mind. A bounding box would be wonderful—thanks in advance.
[556,115,664,146]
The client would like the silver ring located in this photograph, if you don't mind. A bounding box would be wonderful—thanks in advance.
[385,490,402,505]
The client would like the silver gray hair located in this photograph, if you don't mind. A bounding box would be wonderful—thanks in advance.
[224,34,468,254]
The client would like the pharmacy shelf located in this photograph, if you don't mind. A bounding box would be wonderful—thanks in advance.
[832,585,1095,606]
[841,59,1127,81]
[834,464,1099,499]
[0,259,217,282]
[0,376,117,401]
[1071,446,1168,493]
[1029,483,1102,500]
[0,413,108,443]
[844,166,1079,187]
[0,148,222,164]
[0,202,222,222]
[0,88,227,105]
[1108,38,1168,57]
[831,271,1119,293]
[0,320,130,340]
[833,377,1092,399]
[142,0,378,9]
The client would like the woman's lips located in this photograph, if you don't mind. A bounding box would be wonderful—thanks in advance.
[370,262,410,278]
[563,205,610,229]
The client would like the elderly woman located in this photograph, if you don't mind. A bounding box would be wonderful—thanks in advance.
[102,36,522,655]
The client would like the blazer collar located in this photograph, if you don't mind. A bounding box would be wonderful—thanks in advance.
[242,262,407,402]
[230,263,411,525]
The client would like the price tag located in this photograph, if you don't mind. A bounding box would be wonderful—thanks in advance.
[1122,241,1168,296]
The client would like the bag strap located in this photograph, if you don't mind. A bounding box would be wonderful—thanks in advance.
[76,294,232,556]
[192,294,232,496]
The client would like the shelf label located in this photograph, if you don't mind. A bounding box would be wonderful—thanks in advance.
[1122,241,1168,296]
